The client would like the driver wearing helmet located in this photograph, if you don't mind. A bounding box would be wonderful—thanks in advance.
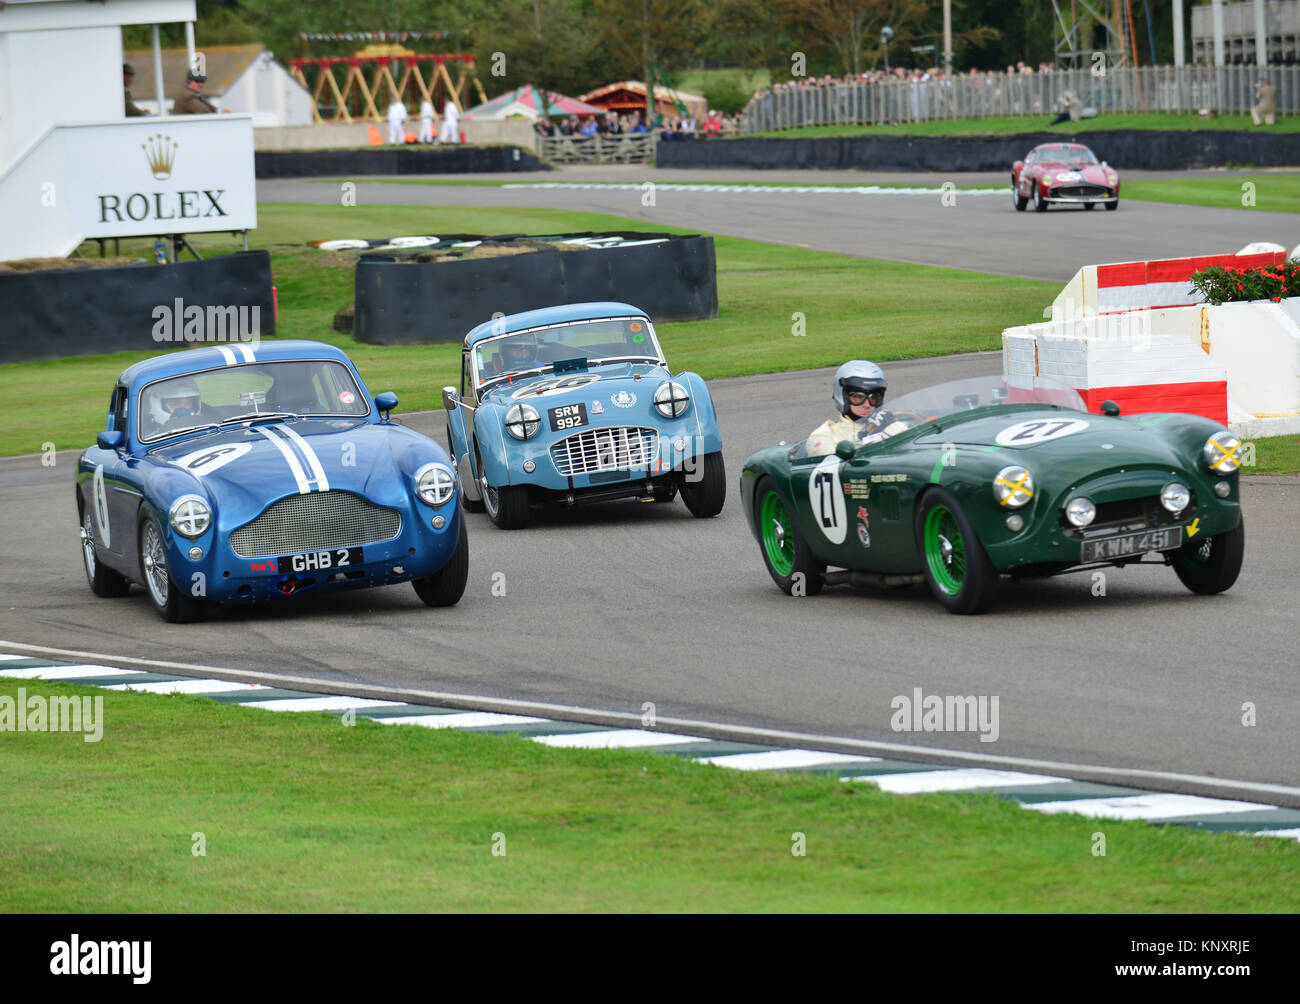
[148,378,204,434]
[498,331,545,375]
[806,361,907,455]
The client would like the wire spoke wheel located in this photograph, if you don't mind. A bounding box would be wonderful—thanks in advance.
[142,520,170,608]
[923,505,966,595]
[760,491,796,578]
[914,488,998,614]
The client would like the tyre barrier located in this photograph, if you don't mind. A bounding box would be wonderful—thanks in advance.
[0,251,274,363]
[353,232,718,345]
[656,130,1300,172]
[255,144,548,179]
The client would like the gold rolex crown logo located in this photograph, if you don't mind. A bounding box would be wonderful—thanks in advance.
[142,134,178,180]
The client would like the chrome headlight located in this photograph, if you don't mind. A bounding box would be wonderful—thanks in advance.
[1161,481,1191,514]
[415,463,457,507]
[1065,496,1096,527]
[653,381,690,418]
[993,466,1034,508]
[504,404,541,440]
[1203,430,1242,473]
[169,495,211,538]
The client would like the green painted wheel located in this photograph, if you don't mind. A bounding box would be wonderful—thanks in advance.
[760,491,796,578]
[922,504,966,596]
[914,487,998,615]
[754,477,824,596]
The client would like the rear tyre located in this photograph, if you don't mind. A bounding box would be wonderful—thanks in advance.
[139,513,204,623]
[1033,185,1048,212]
[914,488,999,614]
[413,514,469,606]
[1172,519,1244,595]
[1011,181,1028,211]
[79,498,129,598]
[681,451,726,517]
[755,477,824,596]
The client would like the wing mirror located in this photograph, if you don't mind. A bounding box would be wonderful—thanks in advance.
[374,392,398,422]
[835,440,856,460]
[97,430,125,451]
[442,385,475,412]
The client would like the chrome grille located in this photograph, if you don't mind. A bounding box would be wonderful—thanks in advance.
[550,426,659,477]
[230,491,401,557]
[1054,185,1108,198]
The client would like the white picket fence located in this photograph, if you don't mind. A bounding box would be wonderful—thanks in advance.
[741,65,1299,132]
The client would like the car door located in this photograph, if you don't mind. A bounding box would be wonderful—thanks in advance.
[447,349,478,481]
[89,385,132,559]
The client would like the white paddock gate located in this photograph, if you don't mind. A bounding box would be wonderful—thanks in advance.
[1003,252,1300,439]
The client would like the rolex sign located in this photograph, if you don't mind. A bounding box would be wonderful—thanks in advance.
[72,116,256,238]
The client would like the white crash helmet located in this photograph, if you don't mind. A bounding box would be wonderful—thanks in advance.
[832,360,886,417]
[149,378,202,426]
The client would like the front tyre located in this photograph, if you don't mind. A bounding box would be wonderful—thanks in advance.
[80,498,129,597]
[1034,184,1048,212]
[413,514,469,606]
[755,477,824,596]
[1105,198,1119,211]
[139,513,204,622]
[1011,181,1028,211]
[914,488,999,614]
[681,451,726,517]
[1172,519,1244,595]
[482,471,529,529]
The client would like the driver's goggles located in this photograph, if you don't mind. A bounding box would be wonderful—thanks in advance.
[846,390,884,406]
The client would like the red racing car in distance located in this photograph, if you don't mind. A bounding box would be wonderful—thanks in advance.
[1011,142,1120,212]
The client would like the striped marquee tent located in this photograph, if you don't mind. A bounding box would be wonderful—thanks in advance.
[462,84,602,121]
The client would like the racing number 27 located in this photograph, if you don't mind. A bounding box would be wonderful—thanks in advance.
[813,472,838,529]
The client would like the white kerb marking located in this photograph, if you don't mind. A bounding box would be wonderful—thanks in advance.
[1026,794,1272,821]
[532,729,706,749]
[239,696,403,712]
[254,426,311,493]
[857,768,1068,794]
[103,679,270,695]
[698,750,880,771]
[1256,828,1300,841]
[376,712,548,729]
[0,665,137,680]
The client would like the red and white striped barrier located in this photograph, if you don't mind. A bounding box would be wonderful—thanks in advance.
[1051,251,1285,319]
[1007,250,1300,436]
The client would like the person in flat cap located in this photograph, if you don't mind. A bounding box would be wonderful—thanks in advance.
[123,63,150,117]
[173,68,218,115]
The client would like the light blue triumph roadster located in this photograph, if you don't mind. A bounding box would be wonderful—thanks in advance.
[443,302,725,529]
[75,340,468,622]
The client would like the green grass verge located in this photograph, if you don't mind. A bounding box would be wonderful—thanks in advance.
[1123,174,1300,213]
[3,202,1055,458]
[3,679,1296,912]
[748,112,1300,138]
[1250,432,1300,474]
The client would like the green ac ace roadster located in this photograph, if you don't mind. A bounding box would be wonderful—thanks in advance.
[741,375,1245,614]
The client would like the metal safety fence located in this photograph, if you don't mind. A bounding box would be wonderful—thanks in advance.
[741,65,1300,133]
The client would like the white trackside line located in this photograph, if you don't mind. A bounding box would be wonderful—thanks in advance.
[1026,794,1273,821]
[4,639,1298,807]
[239,696,403,712]
[278,425,330,491]
[103,679,270,695]
[1257,828,1300,841]
[217,346,237,365]
[855,768,1069,794]
[532,729,707,749]
[0,665,137,680]
[254,426,311,494]
[698,750,881,771]
[376,712,548,729]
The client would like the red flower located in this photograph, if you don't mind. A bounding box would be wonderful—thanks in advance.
[1273,296,1282,302]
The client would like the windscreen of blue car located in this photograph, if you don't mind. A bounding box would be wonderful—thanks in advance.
[138,360,370,442]
[474,317,662,387]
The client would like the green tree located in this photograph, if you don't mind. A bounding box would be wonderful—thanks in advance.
[594,0,702,125]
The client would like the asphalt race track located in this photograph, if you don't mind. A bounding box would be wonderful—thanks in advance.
[2,352,1296,803]
[259,168,1300,283]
